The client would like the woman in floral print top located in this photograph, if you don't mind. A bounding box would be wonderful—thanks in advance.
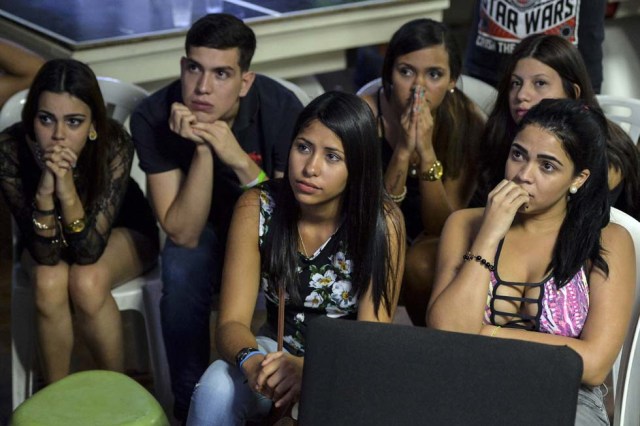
[187,92,406,426]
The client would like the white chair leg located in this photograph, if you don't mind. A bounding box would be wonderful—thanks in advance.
[144,278,173,415]
[11,267,36,410]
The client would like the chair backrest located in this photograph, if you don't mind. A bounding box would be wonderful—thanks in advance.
[0,88,27,131]
[267,75,312,106]
[299,317,583,426]
[610,207,640,425]
[597,94,640,144]
[355,75,497,119]
[457,74,498,117]
[96,76,149,125]
[355,77,382,97]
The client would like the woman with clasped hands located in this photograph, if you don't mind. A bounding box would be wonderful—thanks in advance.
[427,99,635,425]
[0,59,159,383]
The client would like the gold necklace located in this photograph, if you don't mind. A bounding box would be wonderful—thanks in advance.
[297,224,309,257]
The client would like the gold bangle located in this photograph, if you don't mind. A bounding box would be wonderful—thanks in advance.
[389,186,407,203]
[491,325,502,337]
[64,217,86,234]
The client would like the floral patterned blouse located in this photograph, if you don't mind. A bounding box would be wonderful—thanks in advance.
[258,182,358,355]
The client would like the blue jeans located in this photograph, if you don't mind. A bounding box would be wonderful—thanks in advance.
[161,225,222,421]
[186,336,278,426]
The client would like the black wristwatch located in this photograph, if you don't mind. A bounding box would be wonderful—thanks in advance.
[235,347,262,369]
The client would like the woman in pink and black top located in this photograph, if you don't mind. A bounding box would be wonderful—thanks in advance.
[428,98,636,425]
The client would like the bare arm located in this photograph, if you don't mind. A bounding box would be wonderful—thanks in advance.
[0,39,44,107]
[480,223,635,385]
[147,144,214,247]
[215,189,263,379]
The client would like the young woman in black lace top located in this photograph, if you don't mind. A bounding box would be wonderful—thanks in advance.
[0,59,158,383]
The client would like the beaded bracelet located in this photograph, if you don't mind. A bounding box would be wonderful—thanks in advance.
[389,186,407,203]
[463,251,495,272]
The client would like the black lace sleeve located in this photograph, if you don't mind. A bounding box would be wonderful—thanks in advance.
[0,124,64,265]
[65,121,133,264]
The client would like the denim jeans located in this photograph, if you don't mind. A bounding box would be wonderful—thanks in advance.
[575,385,609,425]
[186,336,278,426]
[161,225,222,421]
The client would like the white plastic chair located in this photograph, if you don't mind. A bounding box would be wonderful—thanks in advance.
[610,207,640,426]
[268,75,313,106]
[6,76,172,415]
[597,95,640,144]
[355,76,497,118]
[457,74,498,118]
[355,77,382,97]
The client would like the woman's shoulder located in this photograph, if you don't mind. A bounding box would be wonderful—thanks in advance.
[601,221,634,249]
[443,208,485,236]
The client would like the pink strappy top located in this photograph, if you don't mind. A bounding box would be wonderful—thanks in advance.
[483,240,590,337]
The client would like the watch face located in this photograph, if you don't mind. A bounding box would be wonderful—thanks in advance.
[433,163,443,179]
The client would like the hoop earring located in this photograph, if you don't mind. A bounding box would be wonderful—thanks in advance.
[89,128,97,141]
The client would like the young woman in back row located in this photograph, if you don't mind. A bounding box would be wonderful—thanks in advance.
[359,18,485,325]
[429,99,635,425]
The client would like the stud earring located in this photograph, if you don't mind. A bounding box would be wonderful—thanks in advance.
[449,88,455,93]
[569,185,578,194]
[89,128,97,141]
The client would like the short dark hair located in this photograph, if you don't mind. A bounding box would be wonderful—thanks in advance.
[185,13,256,71]
[519,98,610,286]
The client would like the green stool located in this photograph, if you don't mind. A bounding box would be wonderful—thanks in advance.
[11,370,170,426]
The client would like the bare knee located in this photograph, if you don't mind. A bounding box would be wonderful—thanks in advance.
[32,265,70,317]
[68,264,113,317]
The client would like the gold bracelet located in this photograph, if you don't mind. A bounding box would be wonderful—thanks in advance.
[389,186,407,203]
[32,212,56,231]
[64,217,86,234]
[491,325,502,337]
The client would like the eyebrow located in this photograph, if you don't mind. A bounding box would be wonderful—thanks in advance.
[512,142,564,166]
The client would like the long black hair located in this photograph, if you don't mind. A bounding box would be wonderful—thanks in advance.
[262,91,402,317]
[381,18,483,181]
[477,34,640,219]
[519,98,610,286]
[21,58,122,208]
